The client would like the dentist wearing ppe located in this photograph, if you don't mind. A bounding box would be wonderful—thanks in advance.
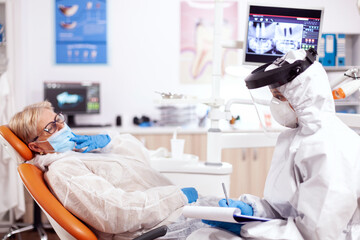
[8,101,207,240]
[195,48,360,240]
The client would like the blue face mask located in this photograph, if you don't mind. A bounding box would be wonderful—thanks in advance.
[38,124,75,153]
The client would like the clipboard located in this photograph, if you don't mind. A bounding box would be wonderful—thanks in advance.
[182,206,271,224]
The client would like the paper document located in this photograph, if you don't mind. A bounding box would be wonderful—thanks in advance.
[183,206,271,224]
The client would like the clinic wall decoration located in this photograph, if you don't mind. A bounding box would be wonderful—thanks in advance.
[180,1,238,84]
[55,0,107,64]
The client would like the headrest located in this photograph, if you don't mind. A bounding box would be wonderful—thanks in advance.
[0,125,34,161]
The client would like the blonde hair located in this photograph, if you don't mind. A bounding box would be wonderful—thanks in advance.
[9,101,54,144]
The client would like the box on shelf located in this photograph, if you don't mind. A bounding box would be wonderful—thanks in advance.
[0,24,3,43]
[318,33,348,67]
[336,34,346,66]
[318,34,337,66]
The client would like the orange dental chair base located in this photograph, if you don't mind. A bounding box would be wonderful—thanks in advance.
[0,125,167,240]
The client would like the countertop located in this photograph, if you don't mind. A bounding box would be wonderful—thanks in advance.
[72,125,285,135]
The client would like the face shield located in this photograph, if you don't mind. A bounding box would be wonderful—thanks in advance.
[244,48,317,131]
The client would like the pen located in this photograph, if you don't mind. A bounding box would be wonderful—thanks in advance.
[222,182,229,206]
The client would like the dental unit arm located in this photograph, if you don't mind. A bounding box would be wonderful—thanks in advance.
[332,67,360,99]
[329,67,360,129]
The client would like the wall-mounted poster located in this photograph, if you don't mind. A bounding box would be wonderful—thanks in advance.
[55,0,107,64]
[180,1,238,83]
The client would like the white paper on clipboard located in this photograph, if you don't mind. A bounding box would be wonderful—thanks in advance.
[182,206,271,224]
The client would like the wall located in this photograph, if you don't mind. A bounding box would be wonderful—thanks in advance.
[13,0,211,126]
[10,0,360,126]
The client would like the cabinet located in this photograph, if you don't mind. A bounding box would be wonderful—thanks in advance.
[133,133,207,161]
[132,133,274,199]
[222,147,274,198]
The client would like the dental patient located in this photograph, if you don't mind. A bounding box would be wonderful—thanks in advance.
[9,101,211,240]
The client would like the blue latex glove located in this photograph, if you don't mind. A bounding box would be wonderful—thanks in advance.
[201,199,253,236]
[202,220,242,236]
[181,187,198,203]
[70,134,111,153]
[218,199,253,216]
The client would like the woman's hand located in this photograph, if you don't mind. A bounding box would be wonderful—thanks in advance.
[71,134,111,153]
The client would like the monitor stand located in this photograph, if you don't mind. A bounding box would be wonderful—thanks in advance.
[67,114,76,128]
[66,114,111,128]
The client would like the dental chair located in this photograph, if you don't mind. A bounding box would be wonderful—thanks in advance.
[0,125,168,240]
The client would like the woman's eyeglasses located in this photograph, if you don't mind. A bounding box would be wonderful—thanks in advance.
[32,113,66,142]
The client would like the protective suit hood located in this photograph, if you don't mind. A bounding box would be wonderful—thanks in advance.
[268,49,335,134]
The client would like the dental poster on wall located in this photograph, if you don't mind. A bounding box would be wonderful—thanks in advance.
[180,1,238,84]
[55,0,107,64]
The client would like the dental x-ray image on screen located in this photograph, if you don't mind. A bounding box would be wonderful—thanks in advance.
[44,82,101,127]
[44,82,100,114]
[248,22,303,54]
[244,5,323,64]
[45,85,87,113]
[55,90,85,111]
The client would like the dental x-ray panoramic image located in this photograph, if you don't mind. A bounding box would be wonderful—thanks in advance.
[247,21,303,55]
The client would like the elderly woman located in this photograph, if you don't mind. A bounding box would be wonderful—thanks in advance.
[9,101,206,240]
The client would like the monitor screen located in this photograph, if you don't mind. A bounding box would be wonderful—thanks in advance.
[244,5,323,64]
[44,81,100,116]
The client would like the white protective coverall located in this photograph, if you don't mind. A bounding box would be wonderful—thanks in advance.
[0,71,25,221]
[188,49,360,240]
[32,133,189,240]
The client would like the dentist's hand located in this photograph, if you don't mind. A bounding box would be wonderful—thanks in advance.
[181,187,198,203]
[202,220,242,236]
[202,199,253,236]
[70,134,111,153]
[218,199,253,216]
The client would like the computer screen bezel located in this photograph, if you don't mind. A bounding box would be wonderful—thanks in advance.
[242,4,324,66]
[43,81,101,115]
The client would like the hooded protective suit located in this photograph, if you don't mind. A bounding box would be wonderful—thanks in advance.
[0,71,25,221]
[189,49,360,240]
[32,133,189,240]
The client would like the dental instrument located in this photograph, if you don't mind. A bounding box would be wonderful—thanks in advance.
[333,80,360,99]
[222,182,229,206]
[331,67,360,100]
[330,67,358,89]
[155,91,185,99]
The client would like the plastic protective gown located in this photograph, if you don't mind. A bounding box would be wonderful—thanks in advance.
[189,50,360,240]
[0,71,25,221]
[32,133,188,240]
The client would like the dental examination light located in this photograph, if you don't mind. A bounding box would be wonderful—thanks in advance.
[332,68,360,100]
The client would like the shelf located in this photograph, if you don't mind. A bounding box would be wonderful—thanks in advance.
[336,113,360,128]
[154,98,225,107]
[324,66,358,72]
[335,101,360,106]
